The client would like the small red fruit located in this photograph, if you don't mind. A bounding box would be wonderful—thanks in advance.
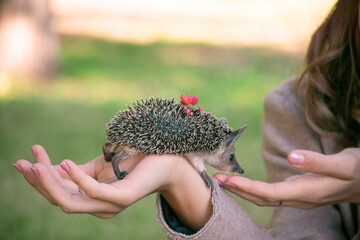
[180,94,187,101]
[199,106,203,111]
[187,96,194,104]
[192,96,198,105]
[181,99,190,106]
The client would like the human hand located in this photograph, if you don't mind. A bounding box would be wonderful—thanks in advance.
[13,145,212,230]
[14,145,145,218]
[214,148,360,209]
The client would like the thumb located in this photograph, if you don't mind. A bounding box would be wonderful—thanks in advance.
[287,150,357,180]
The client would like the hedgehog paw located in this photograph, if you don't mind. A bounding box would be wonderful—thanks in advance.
[115,170,129,180]
[103,142,115,162]
[200,171,214,190]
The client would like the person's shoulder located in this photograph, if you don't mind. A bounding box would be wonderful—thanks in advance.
[264,77,303,115]
[265,77,297,102]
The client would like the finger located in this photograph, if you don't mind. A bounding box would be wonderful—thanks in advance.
[31,146,79,189]
[216,174,315,203]
[36,163,122,213]
[288,150,358,180]
[54,165,72,180]
[31,145,51,165]
[214,173,279,205]
[215,173,290,207]
[223,176,283,201]
[17,157,124,214]
[16,159,43,188]
[219,176,320,208]
[50,165,80,192]
[221,180,330,209]
[16,160,57,205]
[239,173,350,204]
[213,173,230,183]
[60,160,135,206]
[225,184,281,207]
[32,145,96,185]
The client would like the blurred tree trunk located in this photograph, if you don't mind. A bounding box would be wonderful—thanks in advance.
[0,0,58,81]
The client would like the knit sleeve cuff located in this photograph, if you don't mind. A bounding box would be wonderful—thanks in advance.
[156,177,223,239]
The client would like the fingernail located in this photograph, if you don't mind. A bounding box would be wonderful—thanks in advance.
[215,178,223,186]
[60,162,70,173]
[31,146,37,158]
[31,167,40,178]
[289,152,305,165]
[224,182,238,189]
[13,164,24,174]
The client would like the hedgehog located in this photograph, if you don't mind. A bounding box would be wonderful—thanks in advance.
[103,96,247,189]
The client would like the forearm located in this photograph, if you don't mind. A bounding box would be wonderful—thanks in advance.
[160,157,213,231]
[157,157,271,239]
[158,175,272,239]
[18,146,270,239]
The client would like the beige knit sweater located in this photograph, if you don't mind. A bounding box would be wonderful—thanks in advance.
[156,79,360,240]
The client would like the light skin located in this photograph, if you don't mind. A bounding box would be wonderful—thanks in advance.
[214,148,360,209]
[13,145,360,231]
[14,144,212,231]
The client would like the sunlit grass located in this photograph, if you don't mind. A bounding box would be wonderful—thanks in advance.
[0,36,302,240]
[2,38,301,107]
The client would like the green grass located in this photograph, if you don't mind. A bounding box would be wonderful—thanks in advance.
[0,36,302,239]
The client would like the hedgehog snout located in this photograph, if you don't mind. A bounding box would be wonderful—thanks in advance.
[232,161,244,174]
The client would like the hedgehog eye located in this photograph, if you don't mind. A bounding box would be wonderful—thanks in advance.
[229,154,234,162]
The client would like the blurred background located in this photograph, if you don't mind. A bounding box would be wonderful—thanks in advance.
[0,0,335,239]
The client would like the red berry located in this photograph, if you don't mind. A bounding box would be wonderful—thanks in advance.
[199,106,203,111]
[192,96,198,105]
[181,99,190,106]
[190,112,194,116]
[186,109,191,115]
[187,96,194,104]
[180,94,187,101]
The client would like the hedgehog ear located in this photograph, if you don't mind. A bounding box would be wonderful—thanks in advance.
[223,124,247,148]
[220,117,228,125]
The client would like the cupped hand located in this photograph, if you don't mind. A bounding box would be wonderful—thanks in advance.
[214,148,360,209]
[13,145,180,218]
[13,145,212,230]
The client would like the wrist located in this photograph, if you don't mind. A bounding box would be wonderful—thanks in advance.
[160,156,213,231]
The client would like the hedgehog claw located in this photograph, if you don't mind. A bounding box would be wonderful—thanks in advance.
[200,171,214,190]
[115,170,129,180]
[112,150,132,180]
[103,142,114,162]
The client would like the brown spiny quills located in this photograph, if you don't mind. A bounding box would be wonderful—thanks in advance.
[105,97,232,155]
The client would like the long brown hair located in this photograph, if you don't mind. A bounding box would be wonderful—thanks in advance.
[296,0,360,147]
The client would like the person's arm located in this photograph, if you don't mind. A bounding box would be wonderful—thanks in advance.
[14,145,272,240]
[14,145,212,230]
[214,148,360,208]
[216,80,348,239]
